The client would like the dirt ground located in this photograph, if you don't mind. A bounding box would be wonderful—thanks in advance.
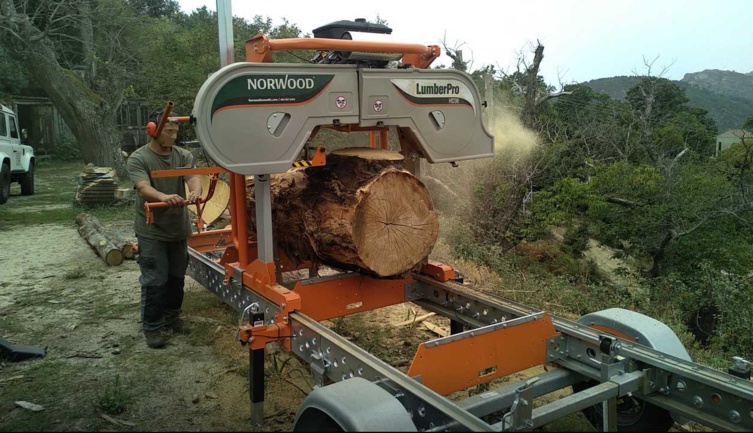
[0,221,291,431]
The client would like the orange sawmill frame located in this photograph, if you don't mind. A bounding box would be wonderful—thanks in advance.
[144,33,557,397]
[245,33,441,69]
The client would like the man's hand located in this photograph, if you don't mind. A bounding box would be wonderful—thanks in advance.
[160,193,186,207]
[187,191,201,204]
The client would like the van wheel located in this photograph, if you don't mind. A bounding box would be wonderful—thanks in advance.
[21,161,34,196]
[0,163,10,204]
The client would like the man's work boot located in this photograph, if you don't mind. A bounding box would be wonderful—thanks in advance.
[144,330,166,348]
[166,318,190,335]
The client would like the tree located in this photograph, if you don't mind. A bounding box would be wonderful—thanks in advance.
[0,46,27,99]
[126,0,179,17]
[440,34,470,72]
[135,8,304,119]
[0,0,144,173]
[654,109,717,157]
[529,64,745,279]
[534,158,749,277]
[499,41,572,129]
[542,84,640,182]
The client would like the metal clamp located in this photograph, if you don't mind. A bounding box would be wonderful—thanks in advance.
[505,377,539,431]
[309,350,331,389]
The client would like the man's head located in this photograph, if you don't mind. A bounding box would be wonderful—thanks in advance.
[148,108,179,149]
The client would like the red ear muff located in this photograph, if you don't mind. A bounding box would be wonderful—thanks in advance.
[146,121,157,138]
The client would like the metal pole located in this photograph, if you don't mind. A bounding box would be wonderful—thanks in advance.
[216,0,234,67]
[216,2,265,428]
[484,72,494,132]
[254,175,274,262]
[249,312,265,429]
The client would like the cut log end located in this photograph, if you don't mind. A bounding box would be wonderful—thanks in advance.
[353,170,438,276]
[75,213,128,266]
[246,148,439,277]
[121,245,134,260]
[105,250,124,266]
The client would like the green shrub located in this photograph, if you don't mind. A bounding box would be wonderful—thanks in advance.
[51,136,82,162]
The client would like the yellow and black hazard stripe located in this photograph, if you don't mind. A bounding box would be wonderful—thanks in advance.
[291,146,327,168]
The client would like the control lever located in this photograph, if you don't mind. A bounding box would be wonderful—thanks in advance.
[143,173,221,233]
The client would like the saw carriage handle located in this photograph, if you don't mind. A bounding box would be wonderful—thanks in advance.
[143,172,221,233]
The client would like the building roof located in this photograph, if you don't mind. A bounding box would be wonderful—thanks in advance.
[718,129,753,139]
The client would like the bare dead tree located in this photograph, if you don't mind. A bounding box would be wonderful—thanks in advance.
[499,41,573,129]
[439,32,471,72]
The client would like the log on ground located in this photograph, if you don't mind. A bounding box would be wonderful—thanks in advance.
[75,213,133,261]
[246,147,439,277]
[76,223,123,266]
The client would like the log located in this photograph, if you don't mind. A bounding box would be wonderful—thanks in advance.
[77,224,123,266]
[75,213,133,261]
[246,148,439,277]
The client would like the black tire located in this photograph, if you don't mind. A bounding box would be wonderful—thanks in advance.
[572,380,674,432]
[21,161,34,196]
[0,162,10,204]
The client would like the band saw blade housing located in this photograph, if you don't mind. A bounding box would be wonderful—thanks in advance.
[193,62,493,175]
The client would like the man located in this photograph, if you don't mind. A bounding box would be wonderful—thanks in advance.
[126,109,202,349]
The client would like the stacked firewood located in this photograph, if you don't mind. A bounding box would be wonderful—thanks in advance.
[75,213,135,266]
[75,165,119,206]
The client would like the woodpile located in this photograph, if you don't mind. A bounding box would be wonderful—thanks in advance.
[75,165,118,206]
[75,213,135,266]
[246,147,439,277]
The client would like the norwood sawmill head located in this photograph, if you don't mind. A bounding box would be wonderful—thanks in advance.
[192,19,494,175]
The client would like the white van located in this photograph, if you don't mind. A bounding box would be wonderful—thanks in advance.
[0,104,35,204]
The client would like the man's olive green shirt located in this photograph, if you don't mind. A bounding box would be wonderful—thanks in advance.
[126,145,194,241]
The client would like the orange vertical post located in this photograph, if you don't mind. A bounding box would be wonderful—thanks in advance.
[231,173,249,267]
[379,130,389,150]
[227,172,240,251]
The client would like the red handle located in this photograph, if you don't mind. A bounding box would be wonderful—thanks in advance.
[144,199,200,224]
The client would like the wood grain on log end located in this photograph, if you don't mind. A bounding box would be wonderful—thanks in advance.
[353,169,438,276]
[246,147,439,277]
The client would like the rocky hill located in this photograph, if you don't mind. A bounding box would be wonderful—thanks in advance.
[682,69,753,101]
[584,71,753,132]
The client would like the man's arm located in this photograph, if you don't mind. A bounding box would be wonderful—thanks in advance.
[182,150,202,204]
[185,175,202,204]
[134,181,185,207]
[127,154,186,207]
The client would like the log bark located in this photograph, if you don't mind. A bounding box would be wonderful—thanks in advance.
[75,213,133,260]
[77,223,123,266]
[246,148,439,277]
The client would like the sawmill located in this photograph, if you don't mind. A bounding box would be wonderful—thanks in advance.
[141,7,753,432]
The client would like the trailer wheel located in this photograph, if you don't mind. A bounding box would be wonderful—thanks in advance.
[293,377,416,432]
[294,408,345,432]
[572,308,692,432]
[572,380,674,432]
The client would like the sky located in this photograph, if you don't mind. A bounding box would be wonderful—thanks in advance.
[175,0,752,86]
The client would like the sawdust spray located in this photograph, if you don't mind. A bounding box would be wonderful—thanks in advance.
[422,105,540,214]
[487,108,539,157]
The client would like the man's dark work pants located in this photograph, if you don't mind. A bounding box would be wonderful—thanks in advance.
[137,236,188,332]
